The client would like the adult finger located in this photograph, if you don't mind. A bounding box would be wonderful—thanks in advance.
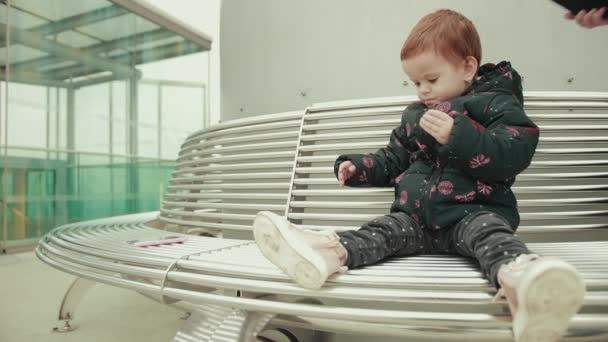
[591,7,608,26]
[575,9,588,26]
[582,8,598,27]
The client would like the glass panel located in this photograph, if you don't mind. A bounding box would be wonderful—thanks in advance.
[138,83,158,158]
[77,16,160,41]
[111,80,127,155]
[0,44,48,64]
[130,36,184,52]
[75,83,110,153]
[161,85,205,159]
[0,0,209,83]
[53,31,101,48]
[57,88,67,151]
[12,0,109,21]
[1,0,211,249]
[6,83,47,148]
[0,3,46,29]
[0,147,175,241]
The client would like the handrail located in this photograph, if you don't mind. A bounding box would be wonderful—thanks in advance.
[0,145,174,162]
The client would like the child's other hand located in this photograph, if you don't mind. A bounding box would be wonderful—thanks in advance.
[338,161,356,187]
[565,8,608,28]
[420,109,454,145]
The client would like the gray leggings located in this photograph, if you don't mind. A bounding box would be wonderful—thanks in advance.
[337,211,531,288]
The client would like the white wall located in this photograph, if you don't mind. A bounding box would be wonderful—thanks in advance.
[220,0,608,121]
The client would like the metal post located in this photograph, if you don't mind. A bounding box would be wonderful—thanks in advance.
[157,84,162,159]
[53,87,67,227]
[13,170,26,240]
[128,77,138,157]
[157,84,163,210]
[66,87,77,221]
[1,0,11,251]
[46,87,50,160]
[127,76,139,212]
[203,84,208,128]
[206,52,211,127]
[109,82,115,215]
[55,88,60,158]
[1,79,6,250]
[109,83,114,157]
[67,88,75,154]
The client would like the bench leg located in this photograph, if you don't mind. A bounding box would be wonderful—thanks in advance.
[52,277,96,332]
[173,304,276,342]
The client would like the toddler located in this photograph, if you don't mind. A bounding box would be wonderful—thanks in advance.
[254,9,585,342]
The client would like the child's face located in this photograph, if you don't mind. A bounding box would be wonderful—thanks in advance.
[401,51,476,107]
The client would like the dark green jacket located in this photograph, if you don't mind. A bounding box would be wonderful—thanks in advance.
[334,61,539,229]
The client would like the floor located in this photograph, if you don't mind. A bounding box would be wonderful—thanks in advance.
[0,251,433,342]
[0,251,184,342]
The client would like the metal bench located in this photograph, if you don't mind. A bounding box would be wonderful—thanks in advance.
[37,92,608,341]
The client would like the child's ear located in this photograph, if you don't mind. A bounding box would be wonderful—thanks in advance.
[463,56,478,83]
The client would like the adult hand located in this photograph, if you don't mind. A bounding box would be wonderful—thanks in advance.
[565,7,608,28]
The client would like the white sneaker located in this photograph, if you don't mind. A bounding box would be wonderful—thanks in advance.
[496,254,585,342]
[253,211,347,290]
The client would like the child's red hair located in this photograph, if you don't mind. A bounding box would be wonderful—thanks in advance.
[400,9,482,65]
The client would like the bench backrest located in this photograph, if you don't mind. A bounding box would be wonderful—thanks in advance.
[288,93,608,242]
[159,111,303,235]
[160,93,608,242]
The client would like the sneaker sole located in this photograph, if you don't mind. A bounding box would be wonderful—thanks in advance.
[514,259,585,342]
[253,211,328,290]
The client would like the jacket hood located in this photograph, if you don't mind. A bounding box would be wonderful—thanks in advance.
[468,61,524,104]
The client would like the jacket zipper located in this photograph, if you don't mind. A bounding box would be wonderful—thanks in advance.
[422,162,445,228]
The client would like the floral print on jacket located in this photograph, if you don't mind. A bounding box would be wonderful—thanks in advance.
[334,61,539,229]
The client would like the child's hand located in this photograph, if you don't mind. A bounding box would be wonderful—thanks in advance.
[565,8,608,29]
[420,109,454,145]
[338,161,356,187]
